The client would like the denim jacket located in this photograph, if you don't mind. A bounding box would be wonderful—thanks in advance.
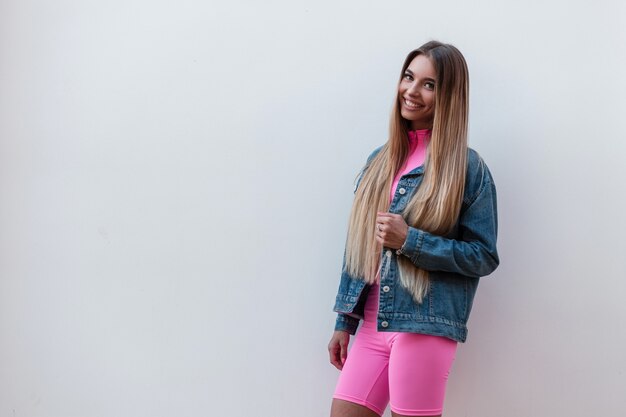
[333,146,499,343]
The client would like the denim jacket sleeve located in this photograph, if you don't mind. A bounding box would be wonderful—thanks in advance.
[334,248,361,334]
[397,153,499,278]
[335,313,360,334]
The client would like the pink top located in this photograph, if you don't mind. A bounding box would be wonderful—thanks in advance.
[389,129,431,201]
[372,129,431,286]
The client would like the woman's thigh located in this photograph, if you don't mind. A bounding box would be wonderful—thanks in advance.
[332,328,456,417]
[332,326,390,416]
[387,333,457,416]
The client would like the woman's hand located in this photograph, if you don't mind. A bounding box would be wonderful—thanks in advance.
[375,212,409,249]
[328,331,350,370]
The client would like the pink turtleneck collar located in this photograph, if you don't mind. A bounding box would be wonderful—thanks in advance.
[389,129,431,201]
[407,128,431,144]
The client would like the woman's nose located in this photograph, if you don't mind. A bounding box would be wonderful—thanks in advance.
[406,82,421,97]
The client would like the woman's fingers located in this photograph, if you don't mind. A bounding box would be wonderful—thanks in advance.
[328,332,349,371]
[375,212,407,249]
[339,337,348,366]
[328,342,340,369]
[376,212,399,228]
[330,349,342,370]
[328,340,344,370]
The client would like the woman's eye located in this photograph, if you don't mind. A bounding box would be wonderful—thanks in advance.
[424,82,435,90]
[403,73,413,81]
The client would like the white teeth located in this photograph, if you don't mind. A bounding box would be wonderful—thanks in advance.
[404,99,421,109]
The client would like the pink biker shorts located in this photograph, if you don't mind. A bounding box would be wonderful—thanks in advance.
[333,283,458,416]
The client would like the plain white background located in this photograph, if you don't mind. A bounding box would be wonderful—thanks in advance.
[1,1,625,416]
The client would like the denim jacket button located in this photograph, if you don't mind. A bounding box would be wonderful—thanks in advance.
[382,285,390,293]
[398,187,406,195]
[385,250,391,257]
[381,321,389,328]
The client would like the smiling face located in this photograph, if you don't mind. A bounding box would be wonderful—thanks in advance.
[398,54,437,130]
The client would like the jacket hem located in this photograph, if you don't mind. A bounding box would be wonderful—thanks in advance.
[377,319,468,343]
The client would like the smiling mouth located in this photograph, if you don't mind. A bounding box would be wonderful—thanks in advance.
[403,99,423,110]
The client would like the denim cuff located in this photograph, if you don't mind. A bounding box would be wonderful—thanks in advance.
[334,313,359,335]
[396,226,424,264]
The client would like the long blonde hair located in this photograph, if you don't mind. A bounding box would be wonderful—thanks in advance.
[344,41,470,303]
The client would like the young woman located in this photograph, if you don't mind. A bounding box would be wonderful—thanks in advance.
[328,41,499,417]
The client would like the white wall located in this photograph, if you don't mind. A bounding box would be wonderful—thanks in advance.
[1,1,625,416]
